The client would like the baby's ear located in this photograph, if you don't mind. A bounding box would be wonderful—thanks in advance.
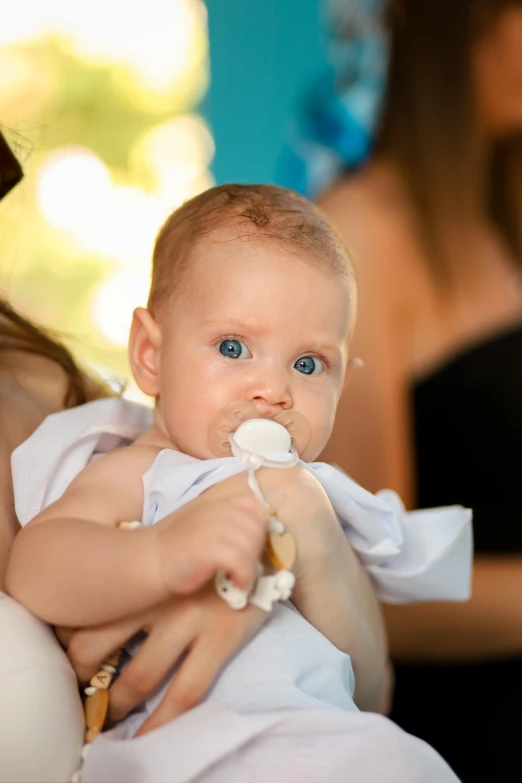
[128,307,161,397]
[342,356,364,393]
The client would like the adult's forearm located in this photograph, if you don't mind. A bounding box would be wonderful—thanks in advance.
[6,519,166,626]
[385,554,522,662]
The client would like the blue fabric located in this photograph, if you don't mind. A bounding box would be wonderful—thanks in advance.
[280,0,389,197]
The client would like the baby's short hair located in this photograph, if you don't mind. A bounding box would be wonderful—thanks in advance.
[148,183,356,328]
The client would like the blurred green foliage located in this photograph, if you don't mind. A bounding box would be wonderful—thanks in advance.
[1,14,208,390]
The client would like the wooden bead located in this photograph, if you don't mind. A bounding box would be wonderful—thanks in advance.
[85,727,101,743]
[117,520,142,530]
[264,530,297,571]
[90,668,113,689]
[104,649,122,667]
[85,688,109,731]
[267,506,277,518]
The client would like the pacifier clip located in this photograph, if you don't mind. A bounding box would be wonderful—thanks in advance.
[214,417,298,612]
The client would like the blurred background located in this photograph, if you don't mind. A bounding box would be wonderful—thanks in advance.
[0,0,324,394]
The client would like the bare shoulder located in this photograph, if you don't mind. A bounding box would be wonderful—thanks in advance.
[0,350,69,410]
[30,442,163,528]
[319,166,431,326]
[320,168,400,224]
[70,442,161,491]
[319,167,416,280]
[0,353,69,457]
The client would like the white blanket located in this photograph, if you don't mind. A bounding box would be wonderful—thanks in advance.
[12,398,470,782]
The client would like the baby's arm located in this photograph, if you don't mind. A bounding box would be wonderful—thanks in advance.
[257,466,388,712]
[6,445,269,627]
[6,445,167,625]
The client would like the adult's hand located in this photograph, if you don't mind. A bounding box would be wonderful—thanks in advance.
[55,585,265,736]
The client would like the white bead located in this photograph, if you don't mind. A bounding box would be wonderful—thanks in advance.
[214,570,249,609]
[101,663,117,673]
[84,686,97,696]
[233,419,291,458]
[273,569,296,600]
[81,743,93,760]
[249,569,295,612]
[268,517,285,534]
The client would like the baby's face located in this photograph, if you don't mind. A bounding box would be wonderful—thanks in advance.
[154,234,351,461]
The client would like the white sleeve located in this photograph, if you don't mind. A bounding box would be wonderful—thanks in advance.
[306,462,472,603]
[11,398,153,525]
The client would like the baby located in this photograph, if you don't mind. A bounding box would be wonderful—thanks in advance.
[7,185,470,782]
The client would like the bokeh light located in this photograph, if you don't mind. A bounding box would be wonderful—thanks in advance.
[91,270,151,347]
[37,148,112,231]
[1,0,212,395]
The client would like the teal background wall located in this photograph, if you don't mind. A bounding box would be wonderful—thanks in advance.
[204,0,325,185]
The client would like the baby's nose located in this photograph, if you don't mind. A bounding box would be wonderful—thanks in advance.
[245,372,292,415]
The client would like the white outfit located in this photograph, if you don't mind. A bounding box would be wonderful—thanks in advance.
[12,399,472,783]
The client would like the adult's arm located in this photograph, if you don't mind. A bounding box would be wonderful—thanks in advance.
[0,355,70,589]
[0,443,18,590]
[384,555,522,661]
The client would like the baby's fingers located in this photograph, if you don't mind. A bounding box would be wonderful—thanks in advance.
[212,535,262,590]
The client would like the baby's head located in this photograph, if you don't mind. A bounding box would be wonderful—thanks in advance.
[129,184,356,461]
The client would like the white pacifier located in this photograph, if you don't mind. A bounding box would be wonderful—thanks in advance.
[232,418,292,458]
[207,401,311,458]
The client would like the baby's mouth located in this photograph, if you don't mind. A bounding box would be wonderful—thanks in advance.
[208,401,311,458]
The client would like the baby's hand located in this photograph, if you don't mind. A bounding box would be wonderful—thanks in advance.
[152,474,270,596]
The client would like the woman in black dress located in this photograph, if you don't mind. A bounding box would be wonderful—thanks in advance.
[297,1,522,780]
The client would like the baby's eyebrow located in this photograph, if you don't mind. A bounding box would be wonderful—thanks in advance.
[307,342,344,362]
[203,316,265,333]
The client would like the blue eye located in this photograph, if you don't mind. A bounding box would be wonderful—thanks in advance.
[218,339,251,359]
[294,356,324,375]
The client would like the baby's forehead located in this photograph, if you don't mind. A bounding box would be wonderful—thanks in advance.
[187,224,343,279]
[179,236,354,337]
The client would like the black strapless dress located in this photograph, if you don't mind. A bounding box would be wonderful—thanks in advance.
[389,325,522,782]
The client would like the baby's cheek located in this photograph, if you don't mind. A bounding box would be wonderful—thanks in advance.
[307,420,334,461]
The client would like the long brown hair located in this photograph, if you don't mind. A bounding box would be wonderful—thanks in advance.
[376,0,522,280]
[0,131,110,408]
[0,298,109,408]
